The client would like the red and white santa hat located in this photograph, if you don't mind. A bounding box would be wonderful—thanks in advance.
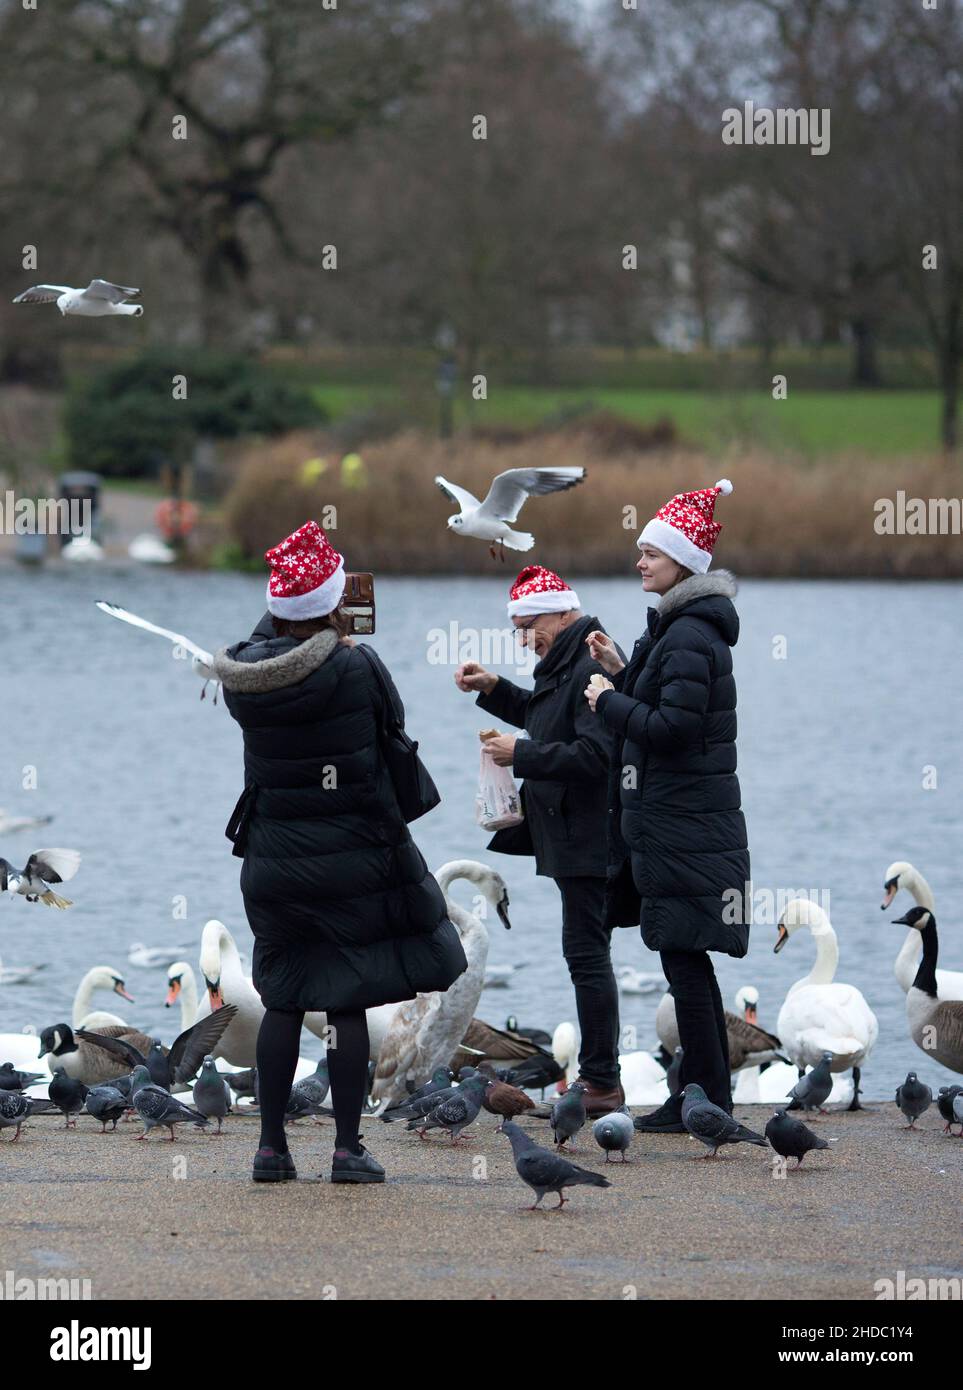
[506,565,581,619]
[637,479,733,574]
[264,519,346,618]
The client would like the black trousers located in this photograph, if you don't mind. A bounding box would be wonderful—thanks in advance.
[556,875,620,1089]
[660,948,732,1111]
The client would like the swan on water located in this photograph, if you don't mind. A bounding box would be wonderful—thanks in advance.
[775,898,878,1110]
[72,966,136,1030]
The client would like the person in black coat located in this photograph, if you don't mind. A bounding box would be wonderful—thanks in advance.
[213,521,466,1184]
[454,565,624,1114]
[584,481,749,1129]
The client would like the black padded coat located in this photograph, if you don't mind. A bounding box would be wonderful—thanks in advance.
[597,571,750,957]
[213,620,466,1013]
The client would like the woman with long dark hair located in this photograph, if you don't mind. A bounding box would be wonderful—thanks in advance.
[213,520,466,1182]
[584,481,750,1132]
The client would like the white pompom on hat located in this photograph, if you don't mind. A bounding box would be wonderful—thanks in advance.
[637,478,733,574]
[264,519,346,618]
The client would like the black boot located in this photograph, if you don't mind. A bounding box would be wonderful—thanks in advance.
[252,1146,297,1182]
[330,1141,385,1184]
[633,1092,685,1133]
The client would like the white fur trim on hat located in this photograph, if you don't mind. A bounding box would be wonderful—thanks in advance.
[507,587,581,618]
[266,559,346,618]
[636,517,712,573]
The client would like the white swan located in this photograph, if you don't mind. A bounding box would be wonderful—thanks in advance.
[617,966,664,997]
[881,861,963,998]
[775,898,878,1109]
[166,961,199,1034]
[192,920,331,1066]
[551,1021,669,1107]
[0,955,45,986]
[371,860,511,1110]
[72,966,136,1029]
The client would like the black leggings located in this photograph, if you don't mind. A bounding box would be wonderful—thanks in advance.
[660,949,731,1111]
[256,1007,370,1154]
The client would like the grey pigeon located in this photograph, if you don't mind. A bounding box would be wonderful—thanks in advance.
[48,1071,89,1127]
[193,1056,232,1134]
[418,1074,490,1144]
[765,1108,831,1167]
[392,1084,460,1126]
[297,1056,330,1107]
[501,1120,611,1210]
[681,1084,768,1159]
[0,1062,43,1091]
[592,1106,634,1162]
[0,1090,54,1139]
[286,1057,332,1123]
[84,1085,128,1133]
[129,1066,209,1141]
[786,1051,834,1115]
[221,1067,257,1102]
[382,1066,451,1120]
[550,1081,587,1150]
[936,1085,963,1133]
[895,1072,932,1129]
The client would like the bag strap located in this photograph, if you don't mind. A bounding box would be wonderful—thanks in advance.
[357,643,397,734]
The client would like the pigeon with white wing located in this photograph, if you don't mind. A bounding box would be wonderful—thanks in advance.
[13,280,143,317]
[0,850,81,909]
[95,601,218,699]
[435,466,586,559]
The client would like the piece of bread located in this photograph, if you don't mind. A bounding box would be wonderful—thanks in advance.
[589,674,609,689]
[479,727,500,742]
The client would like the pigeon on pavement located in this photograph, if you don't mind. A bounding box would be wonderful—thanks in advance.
[0,1062,44,1091]
[48,1071,89,1128]
[84,1085,128,1133]
[13,280,143,317]
[435,467,586,558]
[764,1108,831,1167]
[681,1084,768,1159]
[592,1106,634,1162]
[551,1081,587,1150]
[482,1077,536,1128]
[0,1089,57,1139]
[936,1085,963,1134]
[895,1072,932,1129]
[129,1066,210,1141]
[417,1074,490,1144]
[786,1052,834,1115]
[193,1056,232,1134]
[501,1120,612,1210]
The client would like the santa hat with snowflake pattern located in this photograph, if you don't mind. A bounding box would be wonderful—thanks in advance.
[264,519,346,618]
[637,479,733,574]
[506,564,581,618]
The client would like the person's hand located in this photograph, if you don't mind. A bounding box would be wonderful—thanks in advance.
[455,661,497,694]
[584,676,613,713]
[585,630,625,676]
[482,733,516,766]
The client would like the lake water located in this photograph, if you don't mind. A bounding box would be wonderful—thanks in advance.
[3,564,961,1098]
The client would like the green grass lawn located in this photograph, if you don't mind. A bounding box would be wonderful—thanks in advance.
[309,382,952,457]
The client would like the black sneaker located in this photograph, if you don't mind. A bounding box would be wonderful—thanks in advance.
[330,1143,385,1184]
[252,1146,297,1182]
[634,1093,686,1133]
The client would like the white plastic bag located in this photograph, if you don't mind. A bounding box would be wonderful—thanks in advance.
[475,746,524,831]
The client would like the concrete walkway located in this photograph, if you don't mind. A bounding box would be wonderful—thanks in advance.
[2,1102,958,1301]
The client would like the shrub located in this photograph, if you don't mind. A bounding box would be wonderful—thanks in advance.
[63,350,326,478]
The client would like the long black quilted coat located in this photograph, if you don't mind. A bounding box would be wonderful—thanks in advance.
[213,619,466,1013]
[597,570,750,957]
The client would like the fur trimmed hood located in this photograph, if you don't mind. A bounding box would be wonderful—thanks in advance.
[657,568,737,620]
[212,627,339,693]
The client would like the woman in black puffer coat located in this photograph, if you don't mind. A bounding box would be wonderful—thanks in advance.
[213,521,465,1184]
[584,480,749,1128]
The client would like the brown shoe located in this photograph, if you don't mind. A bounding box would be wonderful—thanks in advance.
[575,1078,626,1117]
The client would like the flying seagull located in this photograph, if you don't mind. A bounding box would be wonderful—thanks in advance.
[0,849,81,908]
[95,601,218,698]
[13,280,143,317]
[435,466,586,559]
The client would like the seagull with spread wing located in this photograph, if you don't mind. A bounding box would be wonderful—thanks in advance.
[95,601,218,699]
[0,849,81,909]
[435,466,586,559]
[12,280,143,317]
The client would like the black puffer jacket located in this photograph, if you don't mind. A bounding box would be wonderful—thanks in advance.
[475,614,619,879]
[597,571,750,957]
[213,621,466,1013]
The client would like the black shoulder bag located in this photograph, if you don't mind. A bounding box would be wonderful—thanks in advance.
[358,645,441,823]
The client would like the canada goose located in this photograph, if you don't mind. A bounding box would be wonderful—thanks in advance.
[77,1006,238,1091]
[881,862,963,998]
[892,908,963,1074]
[40,1007,236,1089]
[371,860,511,1111]
[775,898,879,1110]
